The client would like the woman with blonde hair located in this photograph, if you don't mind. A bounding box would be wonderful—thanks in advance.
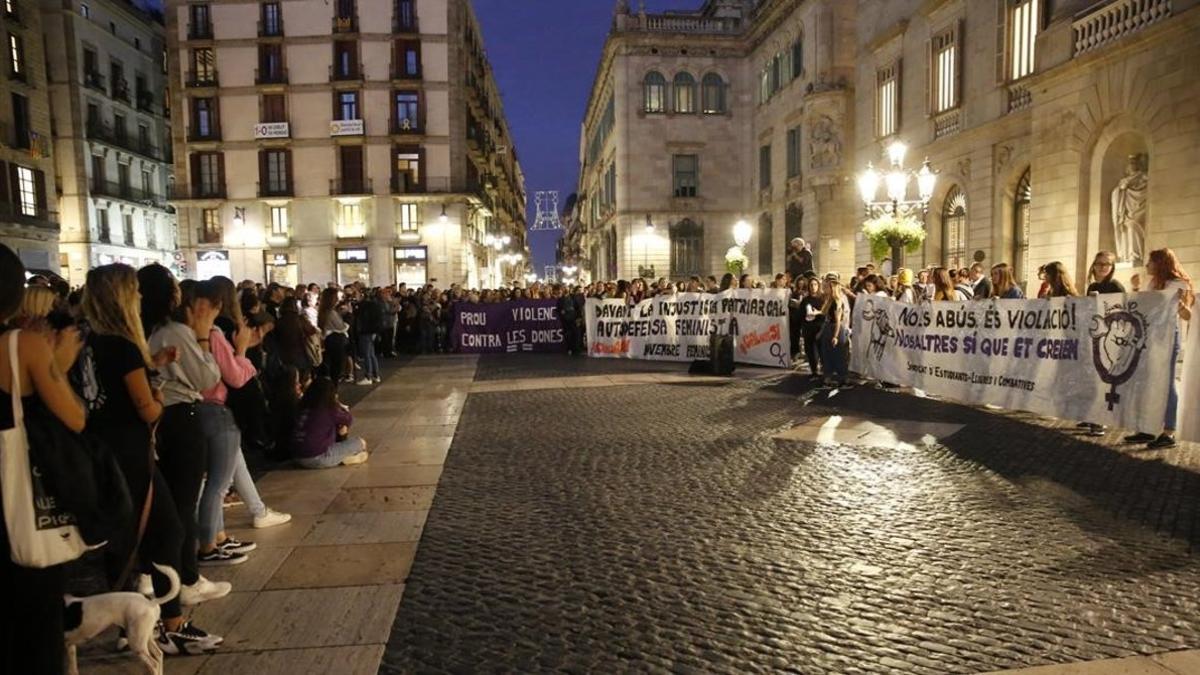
[990,263,1024,299]
[1042,261,1078,297]
[931,267,969,301]
[80,264,225,653]
[12,285,58,330]
[1125,248,1193,449]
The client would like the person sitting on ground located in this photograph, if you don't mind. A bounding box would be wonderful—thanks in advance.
[292,376,367,468]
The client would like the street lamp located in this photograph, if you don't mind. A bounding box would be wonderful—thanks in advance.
[733,219,752,248]
[639,215,655,278]
[856,139,937,268]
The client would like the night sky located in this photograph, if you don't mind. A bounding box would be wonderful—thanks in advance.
[473,0,685,274]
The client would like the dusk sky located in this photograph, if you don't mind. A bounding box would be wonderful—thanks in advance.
[473,0,687,274]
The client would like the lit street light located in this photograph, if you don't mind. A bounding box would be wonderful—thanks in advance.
[856,140,937,268]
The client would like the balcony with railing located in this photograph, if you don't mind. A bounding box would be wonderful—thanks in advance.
[83,70,105,92]
[136,90,155,113]
[621,13,742,35]
[185,70,219,88]
[258,18,284,37]
[91,180,170,210]
[257,180,293,198]
[86,120,160,160]
[332,15,358,33]
[112,79,131,104]
[188,22,213,40]
[185,124,221,143]
[330,177,373,195]
[329,64,362,82]
[255,67,289,85]
[1073,0,1172,55]
[171,183,226,201]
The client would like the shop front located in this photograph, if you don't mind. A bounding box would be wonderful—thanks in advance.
[335,247,370,286]
[195,249,232,280]
[264,251,298,287]
[394,246,428,287]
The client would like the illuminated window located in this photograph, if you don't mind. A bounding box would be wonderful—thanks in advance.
[339,202,364,238]
[642,71,665,113]
[672,72,695,114]
[876,62,899,137]
[931,28,959,113]
[270,206,288,236]
[16,166,36,216]
[701,73,725,114]
[1008,0,1039,81]
[397,202,420,232]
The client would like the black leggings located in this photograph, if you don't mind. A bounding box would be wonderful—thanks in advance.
[99,424,185,620]
[156,403,207,588]
[802,323,822,375]
[0,501,65,675]
[324,333,348,382]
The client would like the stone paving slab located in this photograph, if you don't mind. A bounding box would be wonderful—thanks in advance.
[265,543,416,590]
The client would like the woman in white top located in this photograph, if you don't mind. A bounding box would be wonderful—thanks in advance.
[1125,248,1193,449]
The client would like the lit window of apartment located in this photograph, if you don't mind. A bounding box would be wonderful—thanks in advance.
[339,202,364,238]
[931,27,959,113]
[701,73,725,114]
[4,0,16,19]
[80,3,89,18]
[673,72,695,114]
[1008,0,1040,81]
[270,205,288,236]
[395,40,420,78]
[192,152,224,198]
[672,155,697,198]
[392,91,419,131]
[190,48,216,85]
[201,207,222,243]
[336,91,359,120]
[16,166,37,217]
[876,62,900,138]
[397,202,420,232]
[260,148,290,195]
[393,146,421,192]
[642,71,665,113]
[191,97,218,138]
[261,2,282,36]
[786,126,802,178]
[8,33,23,80]
[395,0,415,31]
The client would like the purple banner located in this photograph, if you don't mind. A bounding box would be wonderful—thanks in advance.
[451,300,567,354]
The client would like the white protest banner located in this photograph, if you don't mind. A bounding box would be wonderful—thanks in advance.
[585,289,791,368]
[850,292,1179,431]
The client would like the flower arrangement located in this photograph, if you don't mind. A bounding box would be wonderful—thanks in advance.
[861,213,926,261]
[725,246,749,275]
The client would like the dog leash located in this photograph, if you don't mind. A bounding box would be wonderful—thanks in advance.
[114,420,158,592]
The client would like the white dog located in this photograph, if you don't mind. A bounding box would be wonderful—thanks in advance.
[64,562,180,675]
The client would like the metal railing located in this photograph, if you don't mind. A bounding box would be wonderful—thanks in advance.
[329,64,361,81]
[170,184,226,200]
[255,67,288,85]
[258,18,284,37]
[91,180,169,210]
[257,181,293,198]
[86,120,160,159]
[112,78,131,103]
[332,15,358,33]
[330,177,373,195]
[83,70,105,92]
[1073,0,1172,55]
[185,70,219,88]
[188,23,213,40]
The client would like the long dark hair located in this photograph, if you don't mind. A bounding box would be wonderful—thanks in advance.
[137,263,178,336]
[317,288,339,330]
[0,244,25,323]
[300,376,339,411]
[1043,261,1078,297]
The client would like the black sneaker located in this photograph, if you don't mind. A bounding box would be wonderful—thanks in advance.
[217,536,256,554]
[197,548,248,566]
[1147,434,1177,450]
[157,621,221,656]
[1124,432,1155,443]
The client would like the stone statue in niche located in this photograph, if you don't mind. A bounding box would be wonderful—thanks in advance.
[1110,153,1148,265]
[809,115,841,170]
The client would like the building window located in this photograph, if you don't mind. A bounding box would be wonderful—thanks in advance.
[188,4,212,39]
[90,155,105,190]
[669,218,703,278]
[201,207,222,243]
[942,185,967,269]
[113,114,126,143]
[193,152,223,197]
[392,91,419,131]
[1013,168,1031,286]
[339,202,364,238]
[261,2,282,36]
[1008,0,1040,81]
[141,168,152,193]
[393,146,421,191]
[397,202,420,232]
[81,3,89,18]
[932,27,959,113]
[262,93,286,123]
[672,72,695,114]
[336,91,359,120]
[701,73,725,114]
[791,37,803,79]
[759,144,771,190]
[258,44,284,82]
[16,166,36,217]
[270,205,288,236]
[11,92,29,149]
[876,62,900,138]
[395,40,420,78]
[8,33,23,79]
[333,41,357,79]
[338,145,365,193]
[786,126,802,178]
[672,154,697,198]
[643,71,666,113]
[123,213,135,245]
[758,213,774,275]
[785,202,803,244]
[190,48,216,85]
[395,0,415,30]
[261,149,289,195]
[191,97,217,138]
[97,209,110,242]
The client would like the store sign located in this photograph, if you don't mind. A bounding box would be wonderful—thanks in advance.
[394,247,426,261]
[254,122,290,139]
[269,253,291,266]
[330,119,364,136]
[195,249,231,280]
[336,248,368,263]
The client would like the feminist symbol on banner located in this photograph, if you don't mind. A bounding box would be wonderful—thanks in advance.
[1089,302,1149,410]
[859,298,896,362]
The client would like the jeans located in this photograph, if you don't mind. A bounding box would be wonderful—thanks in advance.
[818,323,849,381]
[358,333,379,379]
[231,450,266,518]
[156,403,207,586]
[196,403,241,547]
[296,437,365,469]
[1166,334,1180,431]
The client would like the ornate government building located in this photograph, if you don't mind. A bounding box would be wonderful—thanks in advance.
[568,0,1200,289]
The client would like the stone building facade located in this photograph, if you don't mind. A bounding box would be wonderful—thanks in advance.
[576,0,1200,287]
[164,0,526,287]
[1,0,59,274]
[856,0,1200,290]
[43,0,177,287]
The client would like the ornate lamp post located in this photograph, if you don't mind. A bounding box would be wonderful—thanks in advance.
[857,141,937,269]
[725,219,752,276]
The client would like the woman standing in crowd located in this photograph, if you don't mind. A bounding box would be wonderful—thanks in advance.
[292,377,368,468]
[138,265,233,634]
[1042,261,1078,297]
[931,267,969,301]
[817,274,851,387]
[990,263,1025,299]
[798,276,825,379]
[1125,248,1193,449]
[0,245,86,674]
[894,268,916,303]
[318,287,350,383]
[1085,251,1125,296]
[80,264,225,654]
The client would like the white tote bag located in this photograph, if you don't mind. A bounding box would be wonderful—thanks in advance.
[1,330,90,568]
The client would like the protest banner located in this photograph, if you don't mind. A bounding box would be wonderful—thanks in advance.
[585,289,791,368]
[451,300,567,354]
[850,292,1179,431]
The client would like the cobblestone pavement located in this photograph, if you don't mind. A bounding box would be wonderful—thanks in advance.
[472,352,686,381]
[382,357,1200,674]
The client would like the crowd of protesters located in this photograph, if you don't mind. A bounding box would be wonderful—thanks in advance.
[0,232,1195,672]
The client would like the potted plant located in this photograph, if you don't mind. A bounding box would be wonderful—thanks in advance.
[861,213,926,269]
[725,246,749,276]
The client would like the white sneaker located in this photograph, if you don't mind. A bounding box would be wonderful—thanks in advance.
[340,450,369,466]
[137,573,154,599]
[253,508,292,529]
[355,378,373,385]
[180,575,232,607]
[372,377,382,383]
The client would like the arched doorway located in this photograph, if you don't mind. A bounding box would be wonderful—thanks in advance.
[942,186,967,269]
[1013,168,1031,290]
